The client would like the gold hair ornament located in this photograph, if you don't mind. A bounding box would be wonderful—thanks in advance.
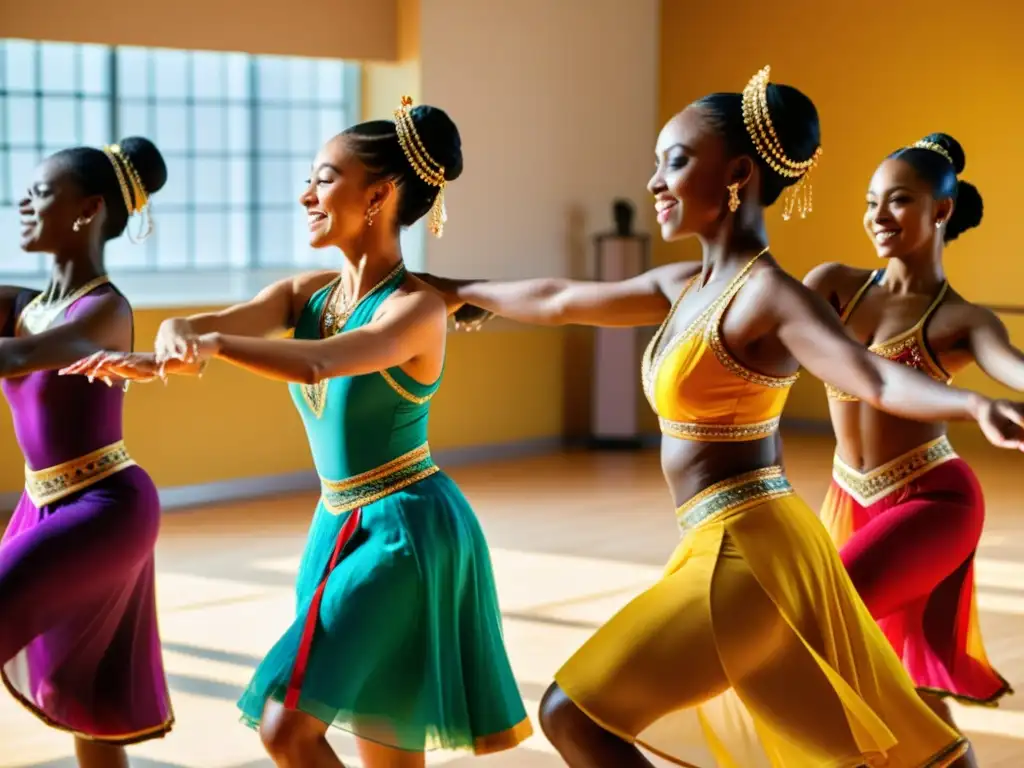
[741,66,822,221]
[393,95,447,237]
[102,144,153,244]
[909,140,954,167]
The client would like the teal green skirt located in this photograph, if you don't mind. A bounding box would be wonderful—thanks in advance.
[236,471,532,754]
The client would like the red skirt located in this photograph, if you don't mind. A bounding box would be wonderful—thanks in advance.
[821,436,1012,706]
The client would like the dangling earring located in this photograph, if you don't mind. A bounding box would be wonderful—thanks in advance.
[365,203,381,227]
[72,215,93,232]
[727,183,740,213]
[935,221,943,229]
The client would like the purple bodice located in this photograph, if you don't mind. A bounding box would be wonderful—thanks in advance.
[1,287,128,471]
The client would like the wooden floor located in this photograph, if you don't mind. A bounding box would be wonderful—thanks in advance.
[2,432,1023,767]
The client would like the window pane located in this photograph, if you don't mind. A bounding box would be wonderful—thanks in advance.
[151,211,189,268]
[318,108,347,147]
[192,105,225,153]
[82,98,111,146]
[7,95,38,146]
[5,40,37,91]
[0,206,42,273]
[116,48,150,99]
[154,105,188,153]
[158,159,190,207]
[228,158,249,206]
[257,105,288,152]
[257,159,292,205]
[293,216,315,266]
[255,210,293,266]
[194,212,227,266]
[289,108,318,155]
[11,150,40,197]
[153,49,188,99]
[118,102,150,138]
[42,96,78,147]
[227,105,250,154]
[0,158,7,205]
[193,157,226,205]
[228,211,249,267]
[81,45,109,95]
[39,42,76,92]
[287,58,314,101]
[256,56,288,100]
[317,60,343,102]
[191,51,223,100]
[225,53,249,100]
[104,229,148,270]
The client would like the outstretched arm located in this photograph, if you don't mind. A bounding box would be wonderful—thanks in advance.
[154,270,337,361]
[419,263,691,328]
[966,307,1024,391]
[0,292,131,378]
[199,289,446,384]
[771,271,991,423]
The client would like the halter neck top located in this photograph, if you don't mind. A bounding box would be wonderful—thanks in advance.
[642,252,798,442]
[826,270,952,402]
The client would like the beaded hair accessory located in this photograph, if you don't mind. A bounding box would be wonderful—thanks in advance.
[741,65,823,221]
[102,143,154,243]
[909,140,955,167]
[393,95,447,237]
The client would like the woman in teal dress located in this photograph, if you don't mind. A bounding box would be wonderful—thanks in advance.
[60,98,532,767]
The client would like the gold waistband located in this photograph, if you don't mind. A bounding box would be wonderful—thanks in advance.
[320,443,439,515]
[832,435,957,507]
[25,440,135,507]
[659,415,781,442]
[676,466,793,532]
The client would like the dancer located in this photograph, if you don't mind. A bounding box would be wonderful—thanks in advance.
[808,132,1019,767]
[0,137,171,768]
[417,68,1024,767]
[61,99,531,768]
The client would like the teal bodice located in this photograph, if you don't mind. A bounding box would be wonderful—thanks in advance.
[289,265,442,486]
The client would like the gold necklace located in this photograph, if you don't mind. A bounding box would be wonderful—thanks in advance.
[16,275,111,336]
[301,260,406,418]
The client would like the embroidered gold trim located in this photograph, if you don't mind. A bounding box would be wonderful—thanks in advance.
[706,304,799,389]
[676,466,792,532]
[25,440,135,507]
[320,443,438,514]
[659,415,781,442]
[379,370,434,404]
[831,435,957,507]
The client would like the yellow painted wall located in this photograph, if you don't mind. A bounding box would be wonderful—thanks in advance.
[658,0,1024,436]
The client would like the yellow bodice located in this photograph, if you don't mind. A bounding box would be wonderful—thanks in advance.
[642,253,798,442]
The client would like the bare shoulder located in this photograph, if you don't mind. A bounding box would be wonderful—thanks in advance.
[290,269,339,297]
[648,260,702,298]
[942,288,1003,329]
[802,260,872,293]
[388,274,448,318]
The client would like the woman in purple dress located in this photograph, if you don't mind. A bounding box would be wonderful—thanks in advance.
[0,137,172,768]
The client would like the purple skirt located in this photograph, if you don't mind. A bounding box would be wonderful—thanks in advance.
[0,464,173,744]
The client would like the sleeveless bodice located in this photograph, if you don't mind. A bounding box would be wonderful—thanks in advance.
[288,264,442,481]
[642,253,798,442]
[1,282,129,470]
[826,270,954,402]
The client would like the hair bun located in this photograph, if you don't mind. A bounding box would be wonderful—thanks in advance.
[117,136,168,195]
[763,83,822,169]
[919,132,966,175]
[409,105,463,182]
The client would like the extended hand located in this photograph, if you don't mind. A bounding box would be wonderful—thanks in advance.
[58,351,162,384]
[155,317,199,364]
[976,398,1024,451]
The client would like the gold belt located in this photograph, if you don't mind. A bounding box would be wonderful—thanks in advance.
[676,466,793,533]
[832,435,957,507]
[320,443,439,515]
[25,440,135,507]
[659,415,781,442]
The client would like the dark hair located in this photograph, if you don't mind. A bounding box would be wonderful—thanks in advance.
[888,133,982,243]
[693,84,821,206]
[342,105,463,228]
[54,136,167,241]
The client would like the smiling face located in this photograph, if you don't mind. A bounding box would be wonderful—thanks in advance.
[647,106,747,242]
[299,135,393,252]
[19,156,102,253]
[864,158,952,259]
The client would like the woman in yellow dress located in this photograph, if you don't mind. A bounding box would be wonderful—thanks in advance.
[423,67,1024,767]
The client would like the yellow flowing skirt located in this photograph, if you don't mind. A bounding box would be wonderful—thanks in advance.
[555,467,967,768]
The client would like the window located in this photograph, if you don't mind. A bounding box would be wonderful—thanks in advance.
[0,39,394,301]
